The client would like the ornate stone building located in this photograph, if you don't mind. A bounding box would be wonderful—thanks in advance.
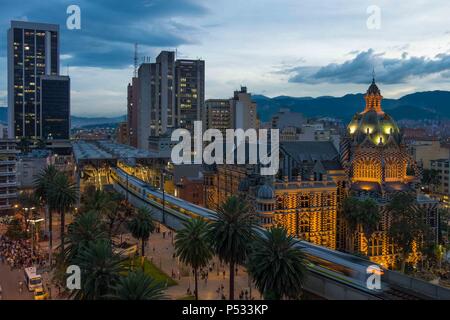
[340,78,439,268]
[204,141,342,249]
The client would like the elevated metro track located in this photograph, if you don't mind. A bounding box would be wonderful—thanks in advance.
[110,167,449,300]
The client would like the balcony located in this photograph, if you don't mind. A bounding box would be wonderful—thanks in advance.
[0,170,16,176]
[0,192,18,199]
[0,181,18,187]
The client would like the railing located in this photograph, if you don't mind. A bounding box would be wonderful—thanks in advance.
[385,270,450,300]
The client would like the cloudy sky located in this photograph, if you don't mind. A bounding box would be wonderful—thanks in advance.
[1,0,450,116]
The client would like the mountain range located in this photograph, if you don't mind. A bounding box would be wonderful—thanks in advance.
[0,90,448,127]
[253,90,450,122]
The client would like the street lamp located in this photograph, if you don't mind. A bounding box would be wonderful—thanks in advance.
[27,213,44,256]
[161,169,166,225]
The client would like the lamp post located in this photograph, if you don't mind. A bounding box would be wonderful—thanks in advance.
[27,209,43,256]
[161,169,166,225]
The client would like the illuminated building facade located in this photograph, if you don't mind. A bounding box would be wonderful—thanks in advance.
[204,141,341,248]
[340,78,438,268]
[175,59,205,133]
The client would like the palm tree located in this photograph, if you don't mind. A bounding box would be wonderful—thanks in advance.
[71,240,124,300]
[34,165,58,265]
[83,188,116,216]
[49,173,78,254]
[209,196,257,300]
[127,207,155,263]
[108,270,166,300]
[247,227,306,299]
[64,211,109,265]
[175,218,213,300]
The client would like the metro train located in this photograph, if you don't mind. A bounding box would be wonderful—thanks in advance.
[111,167,388,295]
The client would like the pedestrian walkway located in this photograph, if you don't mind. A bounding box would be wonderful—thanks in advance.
[122,224,262,300]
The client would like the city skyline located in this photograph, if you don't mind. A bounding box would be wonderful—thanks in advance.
[1,1,450,117]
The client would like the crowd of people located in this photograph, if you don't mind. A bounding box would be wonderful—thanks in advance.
[0,235,47,271]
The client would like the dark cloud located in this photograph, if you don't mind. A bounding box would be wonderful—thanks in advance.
[0,0,208,68]
[287,49,450,84]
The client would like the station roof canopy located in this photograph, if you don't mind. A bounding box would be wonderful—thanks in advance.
[72,140,160,164]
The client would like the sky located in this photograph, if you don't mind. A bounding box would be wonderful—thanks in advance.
[1,0,450,117]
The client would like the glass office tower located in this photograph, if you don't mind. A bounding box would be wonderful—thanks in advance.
[7,21,59,139]
[40,76,70,140]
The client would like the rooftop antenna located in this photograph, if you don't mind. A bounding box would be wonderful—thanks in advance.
[175,48,177,60]
[372,67,375,83]
[134,43,138,78]
[66,63,70,76]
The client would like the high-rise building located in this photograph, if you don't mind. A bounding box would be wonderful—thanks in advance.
[230,87,257,130]
[137,63,157,149]
[156,51,176,135]
[7,21,59,139]
[205,99,232,135]
[127,77,139,147]
[175,59,205,132]
[127,51,205,150]
[40,75,70,140]
[0,139,18,212]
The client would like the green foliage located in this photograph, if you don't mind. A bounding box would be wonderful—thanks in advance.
[70,240,125,300]
[175,218,213,271]
[247,227,305,300]
[175,218,213,299]
[5,218,28,240]
[127,207,155,257]
[209,196,257,299]
[342,196,380,236]
[64,210,109,264]
[421,169,440,187]
[209,196,257,266]
[387,193,430,272]
[108,270,166,300]
[128,256,177,287]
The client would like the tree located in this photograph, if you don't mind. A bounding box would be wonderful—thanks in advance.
[64,211,109,265]
[247,227,306,299]
[108,270,166,300]
[34,165,59,265]
[174,218,213,300]
[49,173,78,255]
[388,193,430,273]
[71,240,124,300]
[421,169,440,191]
[127,207,155,264]
[209,196,257,300]
[342,196,380,248]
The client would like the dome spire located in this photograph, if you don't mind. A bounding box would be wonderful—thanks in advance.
[363,72,383,113]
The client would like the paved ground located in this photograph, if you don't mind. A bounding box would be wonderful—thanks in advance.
[2,212,260,300]
[121,223,262,300]
[0,262,34,300]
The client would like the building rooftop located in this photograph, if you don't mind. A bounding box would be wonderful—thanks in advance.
[72,140,163,164]
[280,141,338,162]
